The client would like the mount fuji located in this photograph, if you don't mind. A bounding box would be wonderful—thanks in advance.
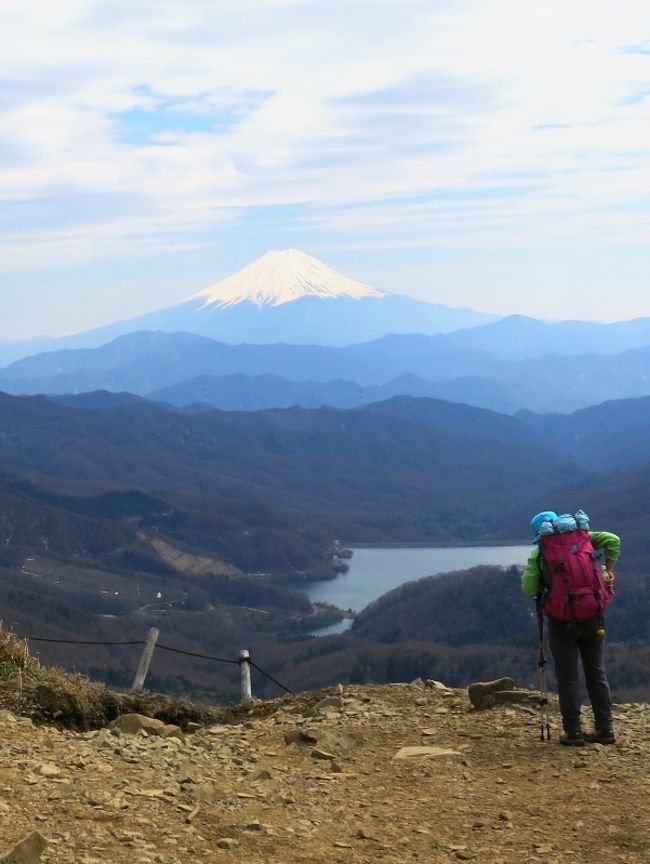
[0,250,496,364]
[189,248,385,307]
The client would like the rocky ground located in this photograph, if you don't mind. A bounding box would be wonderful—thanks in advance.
[1,678,650,864]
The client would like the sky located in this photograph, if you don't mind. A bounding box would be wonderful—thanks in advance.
[1,0,649,339]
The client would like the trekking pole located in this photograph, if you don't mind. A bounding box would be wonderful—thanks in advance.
[536,609,551,741]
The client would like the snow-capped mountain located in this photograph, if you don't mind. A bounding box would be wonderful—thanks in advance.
[0,250,497,363]
[190,249,384,308]
[91,249,496,345]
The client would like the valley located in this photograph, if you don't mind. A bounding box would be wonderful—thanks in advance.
[1,381,649,703]
[1,254,650,707]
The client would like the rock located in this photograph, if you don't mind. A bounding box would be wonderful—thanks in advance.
[318,730,364,752]
[159,724,185,740]
[108,714,184,741]
[310,748,336,761]
[425,679,450,690]
[37,762,62,777]
[216,838,238,849]
[184,804,201,824]
[177,761,200,784]
[0,831,48,863]
[284,729,318,746]
[189,782,218,804]
[393,746,462,760]
[313,695,343,713]
[109,714,165,736]
[467,678,516,710]
[245,768,272,782]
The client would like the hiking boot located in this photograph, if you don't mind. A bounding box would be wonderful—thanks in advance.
[559,731,585,747]
[583,727,616,745]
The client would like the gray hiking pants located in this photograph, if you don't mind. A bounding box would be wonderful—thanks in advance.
[547,616,613,733]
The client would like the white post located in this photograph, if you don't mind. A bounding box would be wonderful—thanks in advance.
[239,649,252,703]
[132,627,159,692]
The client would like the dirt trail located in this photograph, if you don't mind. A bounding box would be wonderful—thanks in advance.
[1,680,649,863]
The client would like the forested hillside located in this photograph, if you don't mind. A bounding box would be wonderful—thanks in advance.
[0,391,580,539]
[517,396,650,470]
[1,386,649,703]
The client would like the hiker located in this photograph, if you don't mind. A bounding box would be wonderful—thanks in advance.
[521,510,620,747]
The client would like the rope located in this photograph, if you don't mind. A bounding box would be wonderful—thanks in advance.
[25,636,145,646]
[249,659,294,695]
[23,634,294,694]
[156,642,239,665]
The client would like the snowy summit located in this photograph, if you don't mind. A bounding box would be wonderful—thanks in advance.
[188,249,385,308]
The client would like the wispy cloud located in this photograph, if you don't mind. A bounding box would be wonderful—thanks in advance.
[0,0,649,276]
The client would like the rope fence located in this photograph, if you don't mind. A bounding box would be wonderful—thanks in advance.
[21,627,294,700]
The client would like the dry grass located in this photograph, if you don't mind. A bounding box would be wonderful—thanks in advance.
[0,622,226,730]
[0,622,41,682]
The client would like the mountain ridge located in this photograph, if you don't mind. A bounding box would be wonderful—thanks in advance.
[0,251,497,362]
[6,328,650,413]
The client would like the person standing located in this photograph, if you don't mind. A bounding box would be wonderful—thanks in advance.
[521,510,620,746]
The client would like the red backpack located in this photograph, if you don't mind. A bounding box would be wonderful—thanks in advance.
[539,529,612,621]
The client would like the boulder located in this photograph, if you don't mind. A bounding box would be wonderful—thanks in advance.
[110,713,165,735]
[467,678,516,710]
[109,713,184,739]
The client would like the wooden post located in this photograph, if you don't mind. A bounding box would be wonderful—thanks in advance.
[239,649,252,703]
[132,627,159,692]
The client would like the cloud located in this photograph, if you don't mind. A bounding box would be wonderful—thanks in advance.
[0,0,649,276]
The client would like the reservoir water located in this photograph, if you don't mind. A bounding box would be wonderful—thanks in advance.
[306,545,531,634]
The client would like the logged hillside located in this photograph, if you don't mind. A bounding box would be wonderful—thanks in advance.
[0,470,342,582]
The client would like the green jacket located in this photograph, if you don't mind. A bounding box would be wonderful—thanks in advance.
[521,531,621,597]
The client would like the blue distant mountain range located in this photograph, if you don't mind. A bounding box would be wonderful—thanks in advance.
[2,250,650,414]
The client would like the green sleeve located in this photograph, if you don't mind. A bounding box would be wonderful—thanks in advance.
[521,546,542,596]
[589,531,621,561]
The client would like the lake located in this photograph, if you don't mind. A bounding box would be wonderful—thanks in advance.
[306,545,531,634]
